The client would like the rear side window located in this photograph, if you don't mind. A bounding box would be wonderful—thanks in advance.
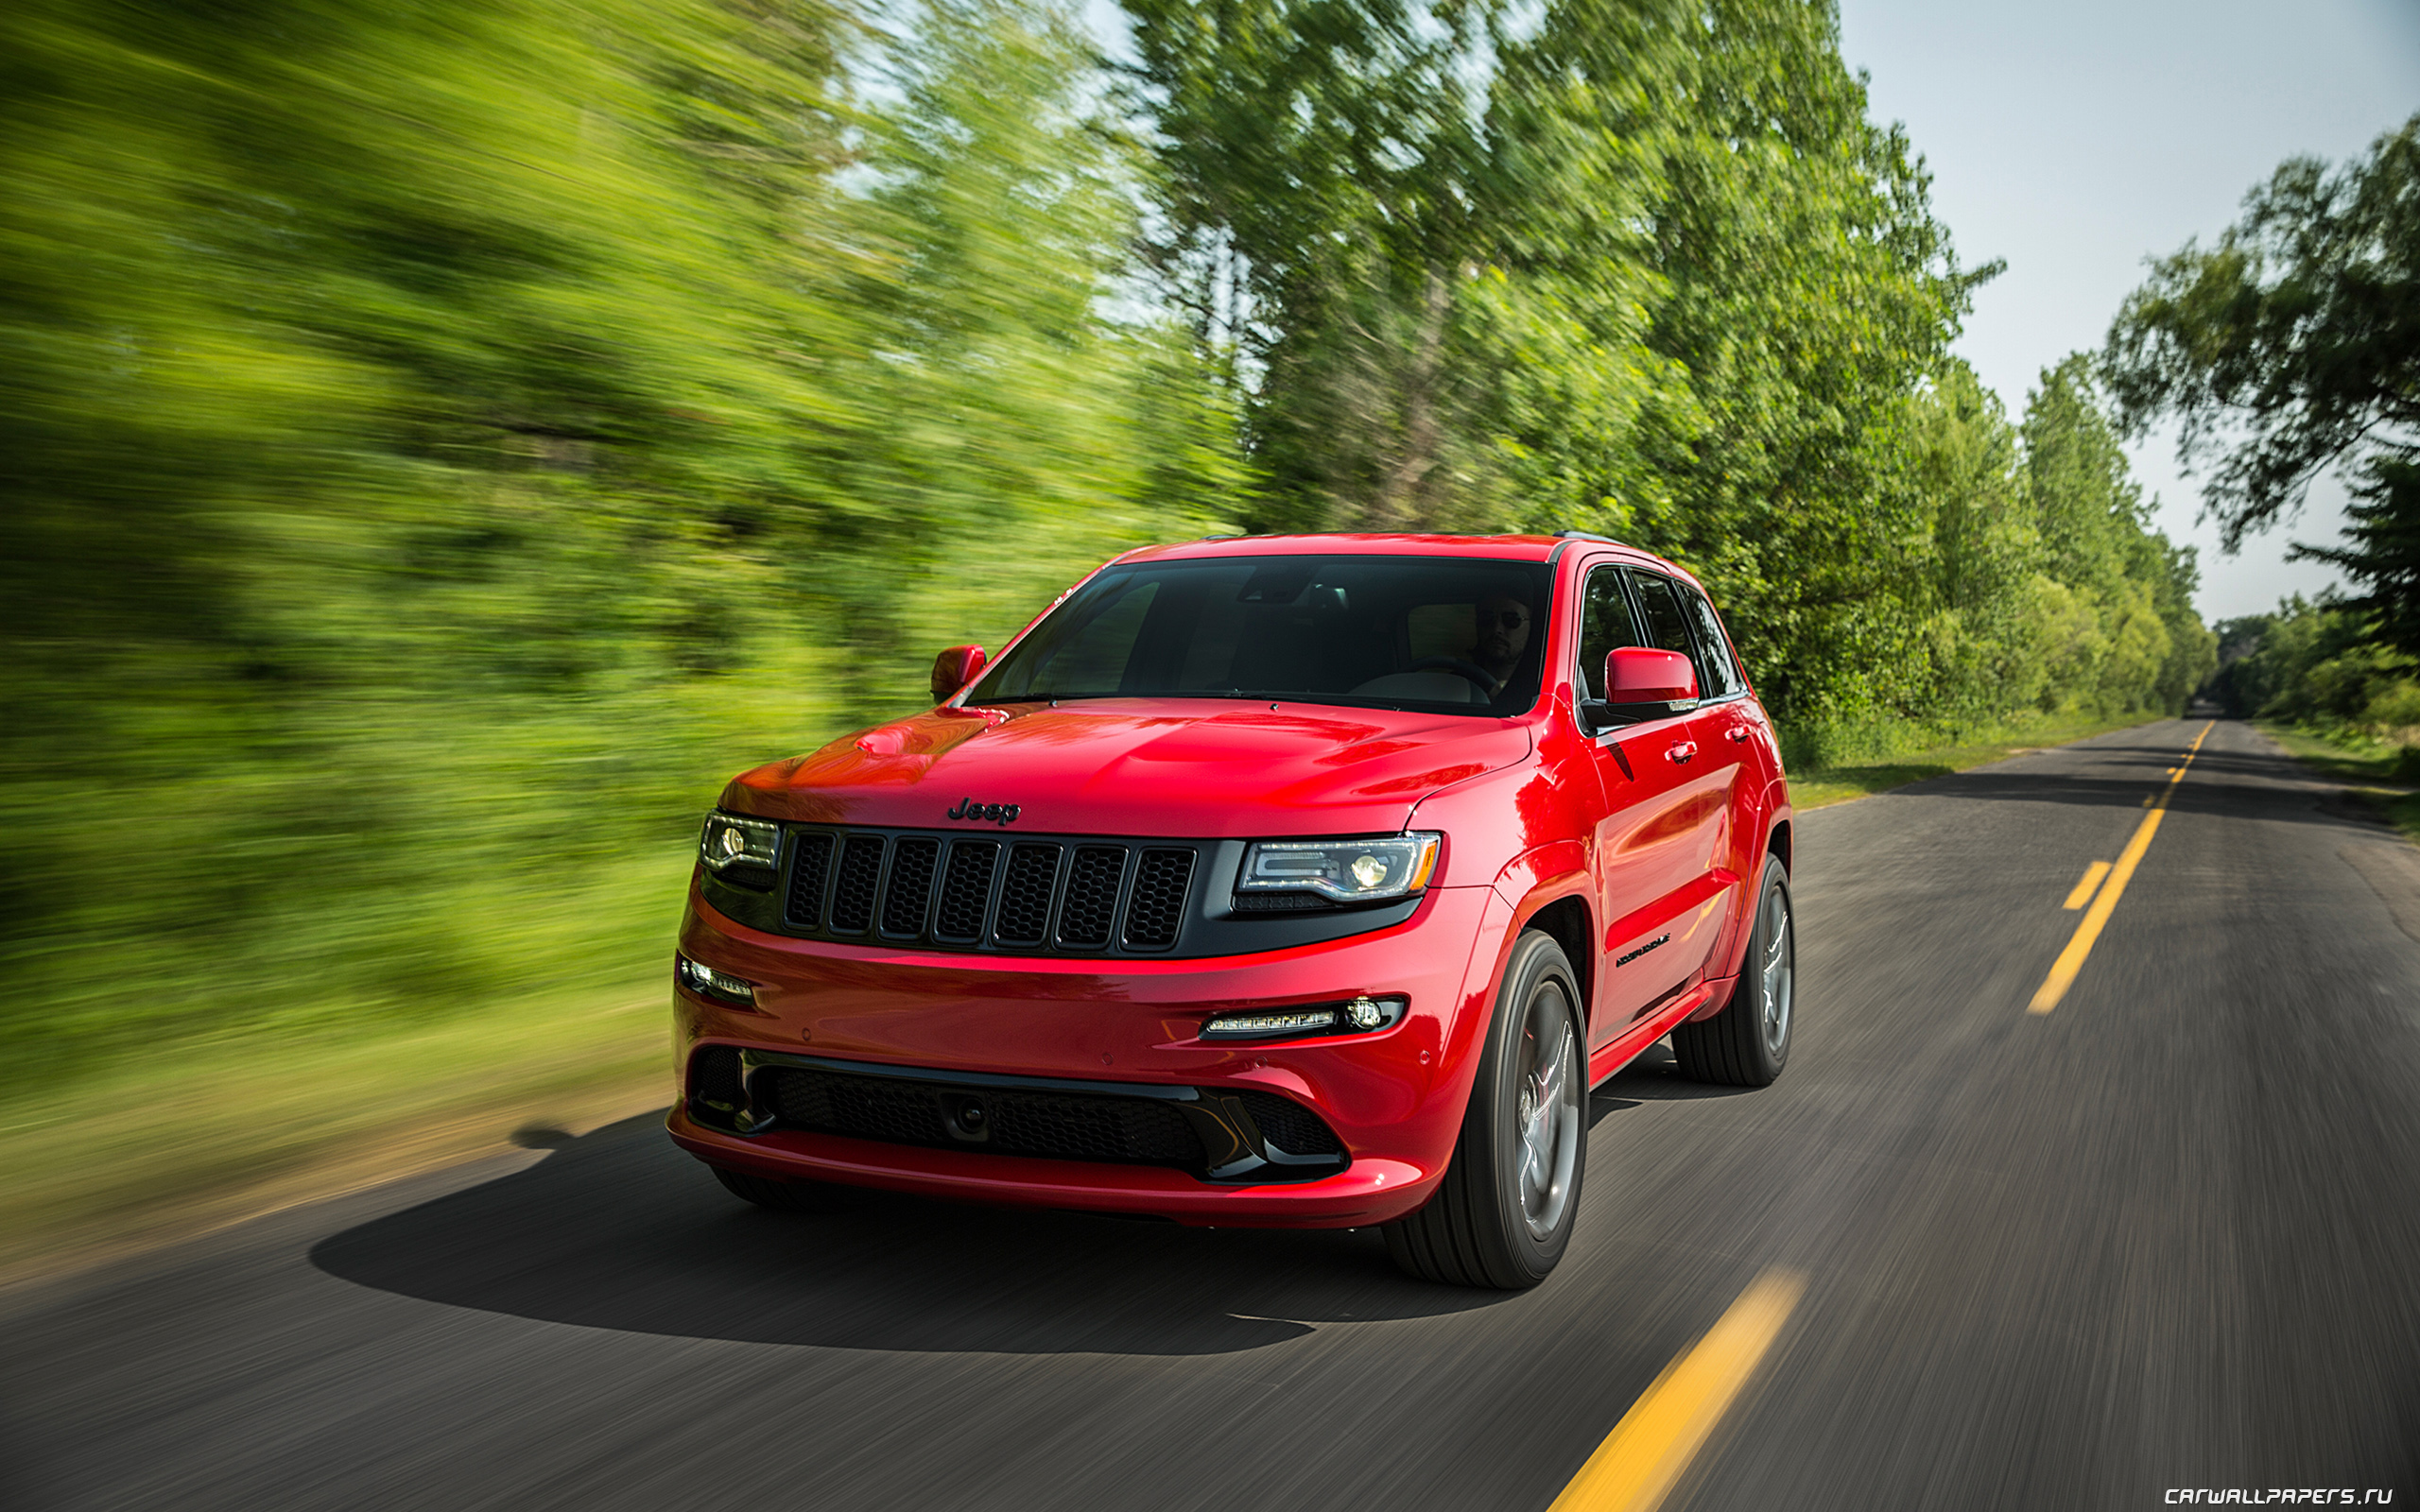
[1626,570,1731,702]
[1577,565,1643,700]
[1625,571,1697,660]
[1677,585,1744,698]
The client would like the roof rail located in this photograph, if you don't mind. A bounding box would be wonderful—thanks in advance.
[1554,530,1622,543]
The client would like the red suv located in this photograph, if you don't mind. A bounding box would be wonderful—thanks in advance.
[667,533,1794,1287]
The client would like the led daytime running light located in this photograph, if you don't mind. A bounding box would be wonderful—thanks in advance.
[1201,994,1405,1041]
[677,954,757,1006]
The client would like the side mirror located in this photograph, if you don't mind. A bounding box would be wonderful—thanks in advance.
[930,644,989,702]
[1581,647,1699,731]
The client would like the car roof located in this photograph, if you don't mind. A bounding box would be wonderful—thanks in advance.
[1115,531,1700,588]
[1121,532,1616,565]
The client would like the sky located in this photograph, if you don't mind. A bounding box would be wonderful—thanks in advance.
[1836,0,2420,622]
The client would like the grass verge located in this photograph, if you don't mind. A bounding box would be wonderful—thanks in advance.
[2256,723,2420,844]
[1786,710,2167,811]
[0,980,671,1286]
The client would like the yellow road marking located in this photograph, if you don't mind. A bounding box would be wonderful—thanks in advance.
[1547,1270,1806,1512]
[2029,721,2216,1014]
[2062,861,2112,910]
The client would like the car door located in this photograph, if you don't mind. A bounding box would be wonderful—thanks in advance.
[1669,576,1769,978]
[1573,560,1709,1040]
[1588,567,1747,1035]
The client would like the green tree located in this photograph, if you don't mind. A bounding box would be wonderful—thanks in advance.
[2104,114,2419,654]
[1126,0,1992,724]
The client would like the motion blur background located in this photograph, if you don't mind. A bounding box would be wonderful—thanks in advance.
[0,0,2410,1253]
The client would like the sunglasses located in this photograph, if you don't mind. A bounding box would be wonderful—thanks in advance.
[1483,610,1530,629]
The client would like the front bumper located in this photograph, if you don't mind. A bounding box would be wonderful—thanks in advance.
[666,877,1511,1228]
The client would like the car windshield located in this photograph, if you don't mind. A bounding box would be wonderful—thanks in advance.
[967,555,1553,715]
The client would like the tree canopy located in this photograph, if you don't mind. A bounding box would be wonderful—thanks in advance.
[2105,114,2419,658]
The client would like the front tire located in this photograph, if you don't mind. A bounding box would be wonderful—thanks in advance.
[1671,851,1794,1086]
[1385,930,1587,1289]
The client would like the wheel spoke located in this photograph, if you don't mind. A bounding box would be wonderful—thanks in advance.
[1510,976,1583,1241]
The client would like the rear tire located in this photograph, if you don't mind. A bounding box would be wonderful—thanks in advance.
[1385,930,1587,1289]
[1671,852,1794,1087]
[710,1164,830,1212]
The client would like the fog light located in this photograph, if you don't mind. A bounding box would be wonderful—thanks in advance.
[1201,995,1406,1041]
[677,954,756,1007]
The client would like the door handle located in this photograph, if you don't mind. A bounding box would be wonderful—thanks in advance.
[1668,741,1697,764]
[1726,726,1751,743]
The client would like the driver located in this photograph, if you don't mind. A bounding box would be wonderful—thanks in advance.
[1474,593,1532,694]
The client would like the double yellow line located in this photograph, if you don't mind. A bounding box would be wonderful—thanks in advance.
[2027,721,2215,1014]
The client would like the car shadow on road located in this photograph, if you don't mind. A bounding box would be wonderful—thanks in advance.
[1588,1041,1759,1124]
[311,1111,1505,1356]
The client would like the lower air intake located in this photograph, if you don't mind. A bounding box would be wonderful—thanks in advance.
[1235,1090,1344,1157]
[686,1045,747,1129]
[763,1066,1206,1171]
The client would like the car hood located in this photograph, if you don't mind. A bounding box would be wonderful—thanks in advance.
[719,698,1532,838]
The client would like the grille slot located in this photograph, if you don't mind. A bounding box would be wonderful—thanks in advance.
[1122,849,1196,950]
[763,1065,1205,1170]
[829,835,885,934]
[786,833,834,927]
[1058,846,1128,948]
[1236,1090,1344,1157]
[994,844,1062,945]
[934,842,998,941]
[881,838,941,936]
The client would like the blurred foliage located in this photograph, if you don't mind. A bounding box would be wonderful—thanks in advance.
[1,0,2210,1101]
[0,0,1233,1096]
[2210,597,2420,765]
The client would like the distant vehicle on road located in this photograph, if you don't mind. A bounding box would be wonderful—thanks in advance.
[666,533,1795,1287]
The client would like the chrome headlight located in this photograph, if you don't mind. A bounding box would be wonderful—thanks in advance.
[1236,833,1441,904]
[699,812,781,875]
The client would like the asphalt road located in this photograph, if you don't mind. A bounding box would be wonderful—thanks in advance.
[7,719,2417,1511]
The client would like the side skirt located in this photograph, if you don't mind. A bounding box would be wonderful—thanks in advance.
[1587,974,1736,1087]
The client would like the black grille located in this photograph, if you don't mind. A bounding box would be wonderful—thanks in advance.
[768,1067,950,1145]
[934,842,998,940]
[994,844,1061,945]
[786,833,833,927]
[1122,849,1196,949]
[775,828,1202,957]
[1236,1090,1343,1156]
[763,1066,1205,1170]
[989,1092,1201,1164]
[687,1045,746,1122]
[830,835,885,934]
[1058,846,1127,948]
[882,837,941,936]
